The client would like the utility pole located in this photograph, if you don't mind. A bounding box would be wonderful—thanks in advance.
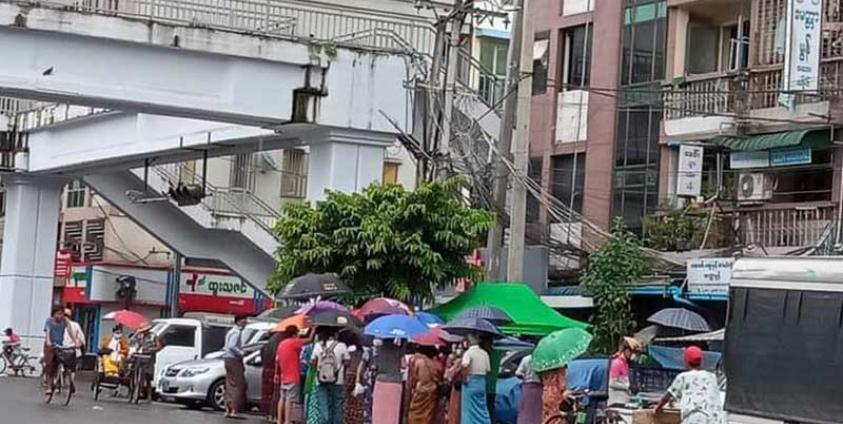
[506,0,534,282]
[438,1,467,177]
[170,252,182,318]
[485,3,523,281]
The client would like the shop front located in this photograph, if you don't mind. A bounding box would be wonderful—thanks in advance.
[59,263,272,351]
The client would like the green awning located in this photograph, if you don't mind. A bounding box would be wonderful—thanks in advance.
[711,129,831,152]
[431,282,588,336]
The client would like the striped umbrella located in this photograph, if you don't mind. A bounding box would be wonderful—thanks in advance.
[647,308,711,332]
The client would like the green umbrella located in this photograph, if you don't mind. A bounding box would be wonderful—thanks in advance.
[531,328,593,373]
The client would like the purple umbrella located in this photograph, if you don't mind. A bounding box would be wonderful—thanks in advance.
[296,300,348,316]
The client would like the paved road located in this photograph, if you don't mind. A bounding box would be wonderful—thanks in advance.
[0,375,265,424]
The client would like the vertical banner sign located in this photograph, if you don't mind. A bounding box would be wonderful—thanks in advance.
[780,0,823,110]
[677,145,704,197]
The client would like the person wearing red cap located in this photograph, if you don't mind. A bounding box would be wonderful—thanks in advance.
[655,346,724,423]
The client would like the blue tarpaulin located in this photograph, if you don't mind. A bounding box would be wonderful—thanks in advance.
[648,345,721,370]
[495,377,521,424]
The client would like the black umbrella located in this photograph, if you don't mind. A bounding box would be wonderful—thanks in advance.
[647,308,711,332]
[311,309,363,329]
[444,317,503,338]
[279,273,351,300]
[454,306,512,325]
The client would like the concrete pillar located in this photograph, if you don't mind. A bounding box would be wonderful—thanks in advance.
[306,129,393,201]
[0,174,65,351]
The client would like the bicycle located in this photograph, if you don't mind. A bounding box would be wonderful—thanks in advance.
[543,392,587,424]
[1,345,39,377]
[44,347,77,406]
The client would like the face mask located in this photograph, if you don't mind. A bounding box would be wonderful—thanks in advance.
[114,333,123,338]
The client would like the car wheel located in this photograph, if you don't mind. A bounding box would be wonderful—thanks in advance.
[207,379,226,411]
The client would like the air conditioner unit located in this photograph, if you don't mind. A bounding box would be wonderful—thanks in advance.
[737,172,774,202]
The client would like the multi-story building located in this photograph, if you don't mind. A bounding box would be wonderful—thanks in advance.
[531,0,843,278]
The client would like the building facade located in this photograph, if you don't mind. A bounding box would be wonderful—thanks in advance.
[530,0,843,277]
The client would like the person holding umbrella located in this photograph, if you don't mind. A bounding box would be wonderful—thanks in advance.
[277,324,315,424]
[407,343,445,424]
[310,327,351,424]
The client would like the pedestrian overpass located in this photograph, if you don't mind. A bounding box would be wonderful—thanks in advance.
[0,0,436,349]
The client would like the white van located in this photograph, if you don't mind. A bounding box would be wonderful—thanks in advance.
[202,320,275,360]
[149,316,231,386]
[726,257,843,424]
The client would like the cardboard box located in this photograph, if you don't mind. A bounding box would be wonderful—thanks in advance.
[632,409,681,424]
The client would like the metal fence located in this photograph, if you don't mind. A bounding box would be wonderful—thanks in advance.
[37,0,436,53]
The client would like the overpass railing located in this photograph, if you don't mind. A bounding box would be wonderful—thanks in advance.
[24,0,435,53]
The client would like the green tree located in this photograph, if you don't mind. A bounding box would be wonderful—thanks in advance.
[581,218,651,353]
[268,178,493,302]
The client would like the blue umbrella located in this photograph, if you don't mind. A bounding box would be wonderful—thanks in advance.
[444,317,503,337]
[364,314,429,339]
[454,306,512,325]
[416,312,444,326]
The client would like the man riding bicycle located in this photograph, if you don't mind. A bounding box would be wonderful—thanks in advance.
[43,305,79,396]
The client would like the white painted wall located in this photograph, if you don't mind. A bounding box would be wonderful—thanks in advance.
[556,90,589,143]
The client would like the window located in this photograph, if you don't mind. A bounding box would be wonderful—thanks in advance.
[479,37,508,77]
[613,105,661,231]
[230,153,256,192]
[66,180,86,208]
[179,160,197,185]
[62,220,84,261]
[561,25,592,88]
[383,162,399,185]
[620,1,666,85]
[478,37,508,105]
[527,158,543,223]
[81,219,105,262]
[551,154,586,218]
[532,33,550,94]
[687,23,720,74]
[281,149,308,199]
[161,325,196,347]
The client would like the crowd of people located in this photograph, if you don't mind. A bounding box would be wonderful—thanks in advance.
[3,304,724,424]
[238,320,512,424]
[235,324,725,424]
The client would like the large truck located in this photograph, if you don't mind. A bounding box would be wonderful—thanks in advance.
[726,257,843,424]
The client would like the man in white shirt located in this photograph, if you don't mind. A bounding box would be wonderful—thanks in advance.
[310,330,351,424]
[460,335,492,424]
[63,307,86,358]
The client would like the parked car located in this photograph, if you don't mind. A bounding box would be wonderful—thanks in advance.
[148,317,232,388]
[157,343,265,410]
[203,321,274,360]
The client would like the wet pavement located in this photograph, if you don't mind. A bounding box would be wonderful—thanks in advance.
[0,374,264,424]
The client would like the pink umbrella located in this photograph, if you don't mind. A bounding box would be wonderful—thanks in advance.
[102,309,149,330]
[356,297,412,322]
[296,300,348,316]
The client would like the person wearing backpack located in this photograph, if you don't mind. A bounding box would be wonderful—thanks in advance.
[310,328,351,424]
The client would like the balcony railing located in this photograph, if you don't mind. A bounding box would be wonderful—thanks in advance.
[735,203,837,248]
[20,0,435,54]
[663,73,739,120]
[749,58,843,109]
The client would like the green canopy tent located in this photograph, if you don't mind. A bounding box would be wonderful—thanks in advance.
[431,283,588,336]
